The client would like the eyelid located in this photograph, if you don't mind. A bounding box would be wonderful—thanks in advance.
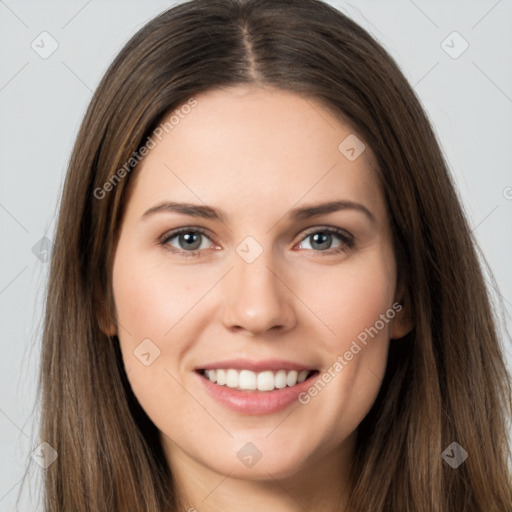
[159,225,213,243]
[159,226,217,253]
[298,225,353,242]
[159,224,354,256]
[294,225,355,253]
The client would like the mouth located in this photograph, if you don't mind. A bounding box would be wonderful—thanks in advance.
[196,368,319,392]
[193,358,320,415]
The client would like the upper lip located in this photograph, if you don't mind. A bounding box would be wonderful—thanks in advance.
[197,358,317,373]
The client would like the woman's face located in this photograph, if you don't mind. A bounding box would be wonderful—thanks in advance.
[108,85,410,483]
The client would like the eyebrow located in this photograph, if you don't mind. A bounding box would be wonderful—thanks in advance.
[141,200,376,225]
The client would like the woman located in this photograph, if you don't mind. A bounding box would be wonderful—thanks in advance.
[37,0,512,510]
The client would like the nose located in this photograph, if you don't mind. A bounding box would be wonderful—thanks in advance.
[220,251,297,336]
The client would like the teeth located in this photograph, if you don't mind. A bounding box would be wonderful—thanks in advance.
[202,368,312,391]
[226,369,239,388]
[286,370,298,386]
[297,370,309,383]
[239,369,257,390]
[257,370,274,391]
[274,370,287,389]
[216,369,225,385]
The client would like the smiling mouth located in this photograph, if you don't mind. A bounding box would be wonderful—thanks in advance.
[197,368,319,392]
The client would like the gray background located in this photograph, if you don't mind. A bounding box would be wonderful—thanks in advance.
[1,0,511,509]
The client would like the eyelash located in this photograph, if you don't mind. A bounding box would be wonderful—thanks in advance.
[158,226,355,258]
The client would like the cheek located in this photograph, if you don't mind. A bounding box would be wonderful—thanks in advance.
[111,244,202,347]
[294,247,396,423]
[299,246,396,351]
[110,250,182,402]
[111,246,199,424]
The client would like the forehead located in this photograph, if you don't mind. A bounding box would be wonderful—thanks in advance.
[126,85,385,222]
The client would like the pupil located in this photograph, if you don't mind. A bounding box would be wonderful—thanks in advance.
[312,232,331,250]
[181,232,201,250]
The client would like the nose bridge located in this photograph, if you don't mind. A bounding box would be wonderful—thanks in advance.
[221,238,295,334]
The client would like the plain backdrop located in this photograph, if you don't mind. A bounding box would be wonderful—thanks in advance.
[1,0,511,509]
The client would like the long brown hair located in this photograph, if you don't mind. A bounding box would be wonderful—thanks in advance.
[34,0,512,510]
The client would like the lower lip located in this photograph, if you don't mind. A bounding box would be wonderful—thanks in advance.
[195,370,319,415]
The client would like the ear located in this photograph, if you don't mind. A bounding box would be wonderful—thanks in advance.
[390,284,413,340]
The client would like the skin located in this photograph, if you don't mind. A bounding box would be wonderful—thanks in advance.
[104,85,412,512]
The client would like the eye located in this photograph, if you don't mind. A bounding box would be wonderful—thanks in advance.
[296,227,354,254]
[159,226,354,258]
[160,227,215,257]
